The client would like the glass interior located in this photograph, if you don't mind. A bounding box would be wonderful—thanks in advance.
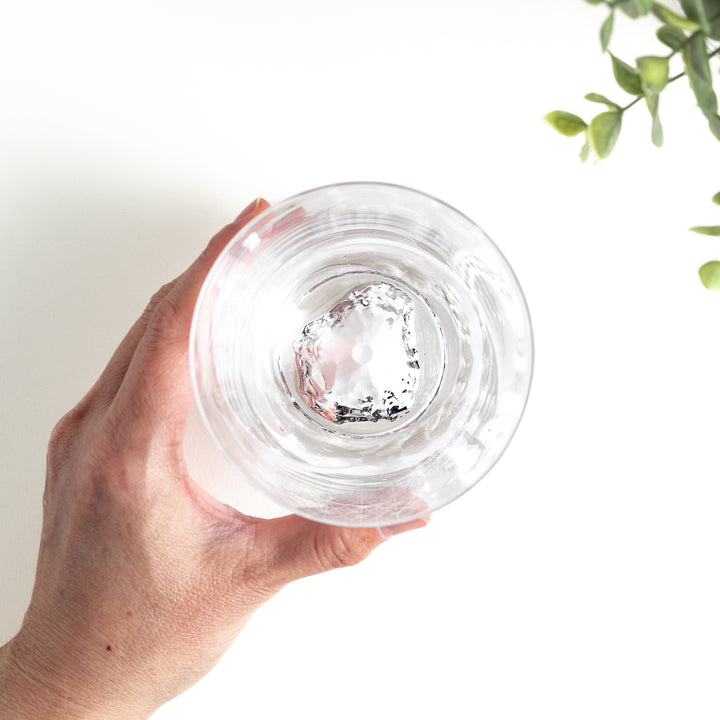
[190,182,533,526]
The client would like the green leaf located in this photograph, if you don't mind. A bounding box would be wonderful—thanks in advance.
[656,25,687,49]
[698,260,720,290]
[611,54,643,95]
[679,0,714,33]
[680,0,720,40]
[544,111,588,137]
[702,0,720,39]
[585,92,622,110]
[589,111,623,158]
[637,55,670,93]
[645,92,664,146]
[618,0,653,17]
[652,3,701,31]
[712,191,720,204]
[691,225,720,235]
[707,113,720,141]
[583,0,604,4]
[580,140,591,162]
[601,11,615,52]
[683,33,718,116]
[684,31,714,82]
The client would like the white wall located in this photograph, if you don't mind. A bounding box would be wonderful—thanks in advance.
[2,1,720,717]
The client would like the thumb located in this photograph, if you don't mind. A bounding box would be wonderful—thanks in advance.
[248,514,430,589]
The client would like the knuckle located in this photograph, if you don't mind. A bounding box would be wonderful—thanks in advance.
[147,281,176,315]
[47,404,87,464]
[140,281,181,337]
[318,529,373,571]
[145,289,184,344]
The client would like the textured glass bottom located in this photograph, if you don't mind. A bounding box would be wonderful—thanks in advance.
[293,282,420,425]
[279,271,446,439]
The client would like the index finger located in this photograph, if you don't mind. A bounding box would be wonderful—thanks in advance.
[109,198,271,446]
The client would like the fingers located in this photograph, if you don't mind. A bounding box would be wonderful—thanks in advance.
[108,198,270,442]
[89,280,179,407]
[240,514,430,591]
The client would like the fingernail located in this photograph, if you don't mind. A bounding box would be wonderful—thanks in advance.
[234,197,264,223]
[380,515,430,540]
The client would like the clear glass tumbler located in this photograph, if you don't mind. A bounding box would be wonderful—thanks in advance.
[190,182,533,526]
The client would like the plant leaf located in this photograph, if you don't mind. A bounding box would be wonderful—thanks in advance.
[699,260,720,290]
[645,92,664,146]
[637,55,670,93]
[611,54,643,95]
[589,111,623,158]
[652,3,701,31]
[618,0,653,17]
[700,0,720,39]
[712,191,720,204]
[683,33,718,116]
[545,111,588,137]
[679,0,712,33]
[707,113,720,141]
[583,0,604,4]
[656,25,687,49]
[601,11,615,52]
[580,140,591,162]
[691,225,720,235]
[585,92,622,110]
[635,0,654,12]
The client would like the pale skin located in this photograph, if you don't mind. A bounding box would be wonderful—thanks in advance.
[0,198,429,720]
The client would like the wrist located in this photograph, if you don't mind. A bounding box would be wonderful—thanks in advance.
[0,633,149,720]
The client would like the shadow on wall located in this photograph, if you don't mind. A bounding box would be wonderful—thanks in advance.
[0,155,238,642]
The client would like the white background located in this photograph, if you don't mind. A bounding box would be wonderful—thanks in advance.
[2,1,720,718]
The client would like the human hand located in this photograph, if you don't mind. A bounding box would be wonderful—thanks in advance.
[0,198,429,720]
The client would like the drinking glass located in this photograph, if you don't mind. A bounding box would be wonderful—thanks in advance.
[190,182,533,526]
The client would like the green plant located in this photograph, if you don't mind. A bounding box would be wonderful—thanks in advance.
[545,0,720,290]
